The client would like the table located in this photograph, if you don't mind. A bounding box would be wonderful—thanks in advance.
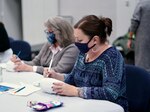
[0,70,124,112]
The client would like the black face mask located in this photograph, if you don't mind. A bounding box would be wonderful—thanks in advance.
[75,38,95,53]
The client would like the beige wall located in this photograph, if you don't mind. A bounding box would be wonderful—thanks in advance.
[0,0,138,45]
[59,0,117,43]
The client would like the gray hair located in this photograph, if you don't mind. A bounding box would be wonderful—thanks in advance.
[44,16,74,48]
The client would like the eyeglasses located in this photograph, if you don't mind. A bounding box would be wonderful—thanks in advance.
[44,30,53,34]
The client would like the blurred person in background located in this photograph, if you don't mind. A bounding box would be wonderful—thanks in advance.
[0,22,13,63]
[127,0,150,73]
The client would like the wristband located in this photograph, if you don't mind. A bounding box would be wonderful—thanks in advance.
[33,66,37,72]
[77,88,84,98]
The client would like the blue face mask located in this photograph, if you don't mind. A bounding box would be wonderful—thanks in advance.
[75,38,95,53]
[46,32,57,44]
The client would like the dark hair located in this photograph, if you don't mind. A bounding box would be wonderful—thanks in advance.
[100,17,112,36]
[74,15,112,43]
[0,22,10,52]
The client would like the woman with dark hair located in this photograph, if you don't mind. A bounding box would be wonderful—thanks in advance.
[45,15,128,111]
[0,22,13,63]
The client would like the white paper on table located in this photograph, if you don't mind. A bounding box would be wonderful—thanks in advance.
[8,83,41,96]
[0,82,20,88]
[0,82,20,94]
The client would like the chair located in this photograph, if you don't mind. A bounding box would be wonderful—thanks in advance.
[113,34,135,65]
[125,64,150,112]
[8,37,15,43]
[10,40,32,61]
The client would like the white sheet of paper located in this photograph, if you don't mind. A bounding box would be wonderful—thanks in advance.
[8,83,41,96]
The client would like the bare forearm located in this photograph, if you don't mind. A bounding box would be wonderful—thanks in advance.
[53,73,65,81]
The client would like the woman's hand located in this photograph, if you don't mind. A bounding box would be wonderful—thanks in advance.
[43,68,49,77]
[14,62,33,72]
[11,55,21,63]
[43,68,57,78]
[52,82,78,97]
[127,32,134,49]
[127,39,132,49]
[43,69,64,81]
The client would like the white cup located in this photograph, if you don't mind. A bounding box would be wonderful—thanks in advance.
[40,78,63,94]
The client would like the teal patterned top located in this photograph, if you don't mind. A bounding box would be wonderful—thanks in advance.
[64,46,128,111]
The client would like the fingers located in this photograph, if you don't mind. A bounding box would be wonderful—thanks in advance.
[52,82,64,94]
[43,68,50,77]
[14,61,22,70]
[15,61,22,65]
[43,69,56,78]
[53,87,63,94]
[43,68,47,77]
[11,55,21,63]
[52,83,77,96]
[12,54,17,59]
[14,65,21,72]
[14,63,26,72]
[55,89,63,94]
[127,39,133,49]
[14,64,22,72]
[52,82,63,90]
[53,82,63,86]
[10,55,16,62]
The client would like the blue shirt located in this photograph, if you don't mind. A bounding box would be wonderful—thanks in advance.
[64,47,128,111]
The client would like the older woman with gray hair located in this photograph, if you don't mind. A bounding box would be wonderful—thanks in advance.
[11,17,79,75]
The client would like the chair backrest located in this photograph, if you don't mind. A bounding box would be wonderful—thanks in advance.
[9,37,15,43]
[125,64,150,112]
[10,40,32,61]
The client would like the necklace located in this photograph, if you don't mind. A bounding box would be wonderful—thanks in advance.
[86,44,111,62]
[86,55,90,62]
